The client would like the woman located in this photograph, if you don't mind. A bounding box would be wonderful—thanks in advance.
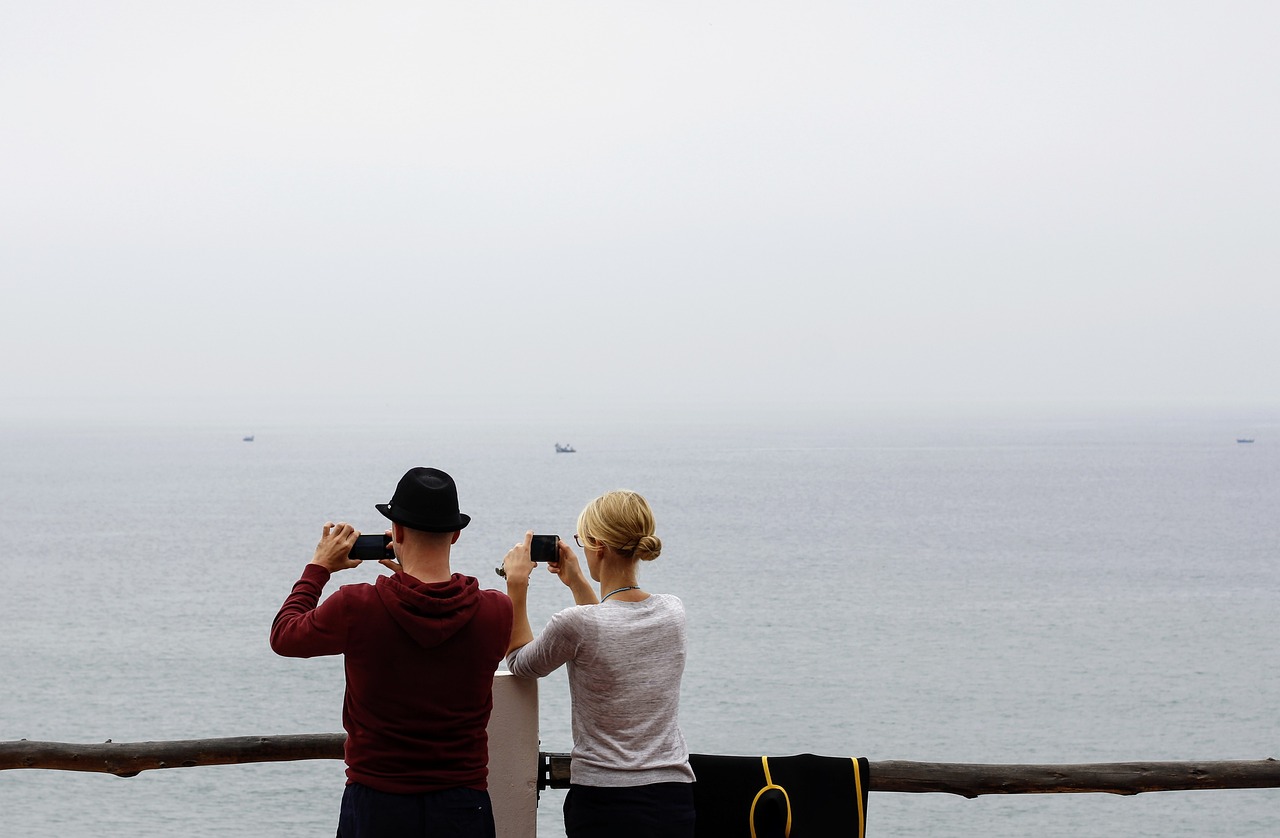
[503,490,695,838]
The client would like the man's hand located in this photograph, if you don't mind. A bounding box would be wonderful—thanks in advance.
[378,527,402,573]
[310,522,362,573]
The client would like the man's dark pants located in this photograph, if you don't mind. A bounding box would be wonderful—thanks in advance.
[337,782,496,838]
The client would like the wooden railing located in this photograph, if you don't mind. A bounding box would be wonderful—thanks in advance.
[2,736,1277,798]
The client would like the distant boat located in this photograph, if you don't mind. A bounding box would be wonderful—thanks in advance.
[243,435,255,442]
[555,443,576,453]
[1236,438,1254,444]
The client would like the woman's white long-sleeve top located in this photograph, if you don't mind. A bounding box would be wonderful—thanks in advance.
[507,593,695,787]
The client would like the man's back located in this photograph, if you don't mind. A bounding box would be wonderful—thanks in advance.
[271,564,514,792]
[270,467,512,837]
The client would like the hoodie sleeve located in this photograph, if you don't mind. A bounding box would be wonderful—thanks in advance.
[270,563,349,657]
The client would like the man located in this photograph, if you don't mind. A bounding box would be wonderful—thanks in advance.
[271,467,513,837]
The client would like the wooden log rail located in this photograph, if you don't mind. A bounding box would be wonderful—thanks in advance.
[0,735,346,778]
[2,737,1276,798]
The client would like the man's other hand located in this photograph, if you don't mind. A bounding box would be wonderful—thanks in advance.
[310,522,362,573]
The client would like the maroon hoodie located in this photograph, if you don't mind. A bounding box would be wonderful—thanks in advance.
[271,564,513,793]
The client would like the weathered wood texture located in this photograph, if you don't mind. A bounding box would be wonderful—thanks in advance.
[2,738,1276,798]
[543,754,1280,796]
[0,735,344,778]
[865,759,1280,797]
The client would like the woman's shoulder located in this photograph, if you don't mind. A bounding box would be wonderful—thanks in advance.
[547,603,597,629]
[649,592,684,610]
[624,593,687,622]
[557,602,599,617]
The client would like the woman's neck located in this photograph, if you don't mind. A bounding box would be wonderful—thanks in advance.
[598,557,642,600]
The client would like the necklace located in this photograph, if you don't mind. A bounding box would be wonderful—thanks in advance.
[601,585,639,603]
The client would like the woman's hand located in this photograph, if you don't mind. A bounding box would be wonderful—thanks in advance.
[547,538,585,587]
[504,531,536,654]
[502,531,536,587]
[310,522,362,573]
[549,538,599,605]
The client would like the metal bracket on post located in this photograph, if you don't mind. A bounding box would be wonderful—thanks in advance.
[539,751,572,790]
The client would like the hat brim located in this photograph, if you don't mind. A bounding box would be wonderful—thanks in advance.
[376,502,470,533]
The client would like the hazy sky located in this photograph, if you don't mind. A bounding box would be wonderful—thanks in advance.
[3,2,1277,425]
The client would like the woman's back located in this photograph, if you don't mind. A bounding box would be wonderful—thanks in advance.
[510,593,694,786]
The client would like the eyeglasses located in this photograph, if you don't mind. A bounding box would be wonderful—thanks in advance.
[573,534,587,549]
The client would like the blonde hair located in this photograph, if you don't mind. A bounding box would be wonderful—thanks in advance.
[576,490,662,562]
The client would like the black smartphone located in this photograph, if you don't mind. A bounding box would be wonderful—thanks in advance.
[530,534,560,564]
[349,533,394,561]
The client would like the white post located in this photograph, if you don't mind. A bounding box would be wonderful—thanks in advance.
[488,672,539,837]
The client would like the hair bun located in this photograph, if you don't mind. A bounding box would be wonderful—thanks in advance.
[635,534,662,561]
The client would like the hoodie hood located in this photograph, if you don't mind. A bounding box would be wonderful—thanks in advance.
[374,572,482,649]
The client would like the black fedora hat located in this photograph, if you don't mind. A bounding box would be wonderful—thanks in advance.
[376,467,471,533]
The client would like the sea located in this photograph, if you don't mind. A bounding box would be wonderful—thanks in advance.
[1,407,1276,837]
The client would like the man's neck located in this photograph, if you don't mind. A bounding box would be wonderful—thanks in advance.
[398,550,452,584]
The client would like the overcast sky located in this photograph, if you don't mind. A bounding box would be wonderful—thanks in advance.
[2,1,1276,426]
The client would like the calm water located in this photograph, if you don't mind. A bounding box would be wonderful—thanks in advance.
[1,409,1276,836]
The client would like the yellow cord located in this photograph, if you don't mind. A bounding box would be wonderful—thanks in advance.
[852,757,864,838]
[749,756,792,838]
[748,756,864,838]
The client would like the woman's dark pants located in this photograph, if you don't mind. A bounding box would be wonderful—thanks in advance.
[563,782,696,838]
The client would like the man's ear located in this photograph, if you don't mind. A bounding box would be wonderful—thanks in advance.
[391,522,404,544]
[450,530,461,545]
